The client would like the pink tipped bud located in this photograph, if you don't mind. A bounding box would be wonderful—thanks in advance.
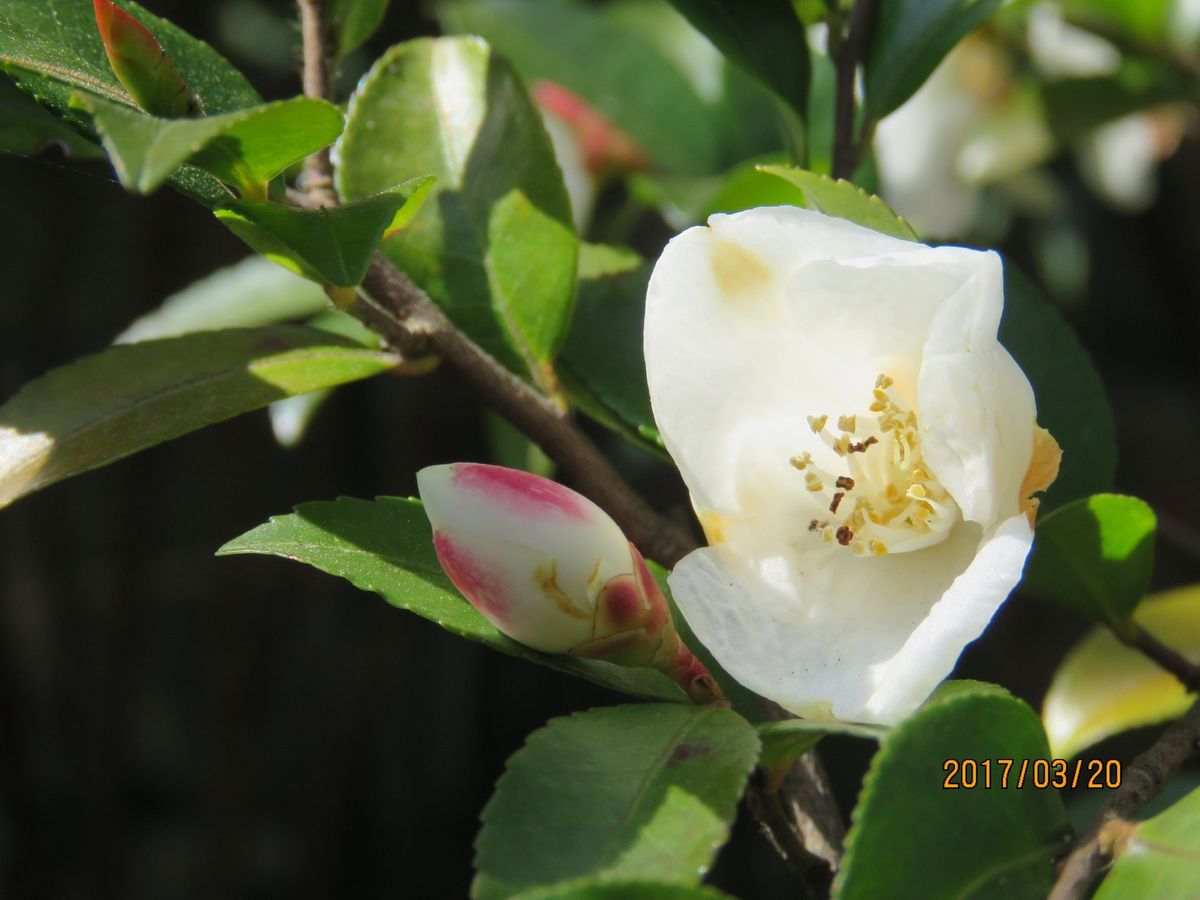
[532,81,648,174]
[418,463,720,704]
[94,0,199,117]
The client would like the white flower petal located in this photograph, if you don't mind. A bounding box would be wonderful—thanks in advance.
[669,514,1032,724]
[918,252,1035,525]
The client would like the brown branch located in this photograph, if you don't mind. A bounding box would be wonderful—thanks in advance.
[1115,621,1200,692]
[831,0,876,181]
[358,258,698,566]
[1050,697,1200,900]
[297,0,338,207]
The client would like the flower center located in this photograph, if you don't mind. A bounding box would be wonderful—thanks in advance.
[791,374,959,557]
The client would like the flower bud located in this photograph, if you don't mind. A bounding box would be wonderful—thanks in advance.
[94,0,199,118]
[417,463,719,704]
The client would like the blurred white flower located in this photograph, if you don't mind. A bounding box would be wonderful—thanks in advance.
[644,206,1059,724]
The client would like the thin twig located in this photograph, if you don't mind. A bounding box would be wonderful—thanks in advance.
[831,0,876,181]
[1050,697,1200,900]
[297,0,338,206]
[1115,621,1200,692]
[358,258,699,567]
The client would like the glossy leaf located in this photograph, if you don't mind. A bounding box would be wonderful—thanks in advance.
[337,36,577,386]
[0,327,399,508]
[757,719,887,768]
[438,0,784,175]
[0,0,259,123]
[662,0,809,113]
[1094,787,1200,900]
[757,165,918,239]
[1043,585,1200,759]
[835,683,1069,899]
[214,175,435,288]
[0,0,260,204]
[73,93,343,196]
[1024,494,1156,625]
[474,704,759,898]
[0,75,101,158]
[116,257,331,343]
[93,0,197,117]
[330,0,391,56]
[218,497,689,703]
[863,0,1005,120]
[999,268,1116,512]
[559,244,663,455]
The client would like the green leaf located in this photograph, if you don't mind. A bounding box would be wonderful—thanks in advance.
[214,175,436,288]
[94,0,198,117]
[474,704,759,898]
[218,497,689,703]
[0,0,260,204]
[1024,494,1156,625]
[336,35,577,387]
[662,0,809,113]
[330,0,391,56]
[1094,787,1200,900]
[116,256,331,343]
[757,719,887,768]
[0,0,259,123]
[863,0,1005,120]
[835,684,1070,899]
[1061,0,1173,42]
[999,267,1116,512]
[0,327,399,508]
[1042,585,1200,759]
[756,165,918,239]
[558,243,663,456]
[0,73,102,157]
[518,882,734,900]
[1041,60,1200,143]
[73,93,343,196]
[437,0,784,176]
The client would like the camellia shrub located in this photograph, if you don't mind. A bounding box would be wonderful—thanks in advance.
[1,0,1198,897]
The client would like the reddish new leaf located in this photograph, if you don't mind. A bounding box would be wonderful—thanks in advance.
[93,0,198,117]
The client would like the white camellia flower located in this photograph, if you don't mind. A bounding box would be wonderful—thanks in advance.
[645,206,1060,725]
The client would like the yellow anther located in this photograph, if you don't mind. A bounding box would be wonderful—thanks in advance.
[870,540,889,556]
[805,473,824,492]
[837,414,857,434]
[790,452,811,470]
[834,434,851,456]
[908,484,927,499]
[875,374,894,390]
[808,415,828,433]
[869,400,888,413]
[873,389,890,404]
[852,540,868,556]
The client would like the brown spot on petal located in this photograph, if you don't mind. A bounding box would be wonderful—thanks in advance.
[1020,424,1062,526]
[710,236,773,301]
[534,561,592,620]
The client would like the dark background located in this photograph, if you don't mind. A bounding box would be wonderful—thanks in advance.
[2,2,1199,898]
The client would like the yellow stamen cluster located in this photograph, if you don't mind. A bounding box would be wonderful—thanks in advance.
[793,373,953,557]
